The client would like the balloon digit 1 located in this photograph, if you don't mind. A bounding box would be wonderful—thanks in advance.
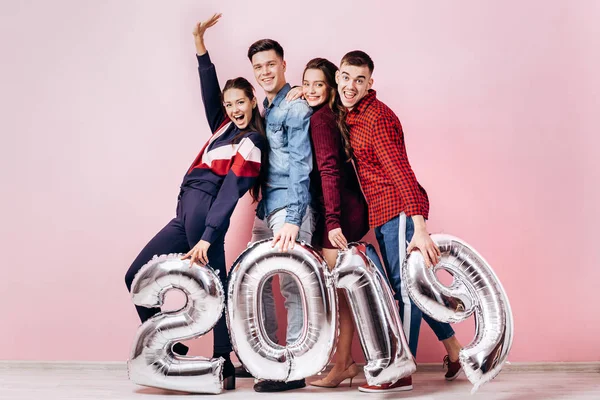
[128,254,225,394]
[333,243,416,386]
[227,239,337,381]
[402,234,514,393]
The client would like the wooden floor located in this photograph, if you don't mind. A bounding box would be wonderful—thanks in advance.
[0,363,599,399]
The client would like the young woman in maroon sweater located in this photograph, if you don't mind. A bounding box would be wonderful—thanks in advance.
[301,58,369,388]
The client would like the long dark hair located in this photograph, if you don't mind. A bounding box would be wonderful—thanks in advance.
[221,77,268,203]
[303,58,352,160]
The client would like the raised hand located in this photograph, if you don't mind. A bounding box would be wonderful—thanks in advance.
[193,13,222,55]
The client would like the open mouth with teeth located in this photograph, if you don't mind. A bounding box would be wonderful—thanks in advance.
[305,95,324,106]
[231,114,248,128]
[343,91,357,101]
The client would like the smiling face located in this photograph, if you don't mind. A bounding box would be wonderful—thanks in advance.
[336,63,373,110]
[302,68,330,107]
[222,88,256,129]
[251,49,287,97]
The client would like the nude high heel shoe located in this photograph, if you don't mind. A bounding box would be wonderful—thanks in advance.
[309,363,360,388]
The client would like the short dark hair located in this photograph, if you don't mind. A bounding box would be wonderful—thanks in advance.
[340,50,374,74]
[247,39,284,61]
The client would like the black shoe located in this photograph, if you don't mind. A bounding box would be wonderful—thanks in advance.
[214,353,236,390]
[254,379,306,392]
[235,365,254,378]
[172,342,189,356]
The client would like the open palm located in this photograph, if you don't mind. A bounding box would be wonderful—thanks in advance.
[193,13,221,40]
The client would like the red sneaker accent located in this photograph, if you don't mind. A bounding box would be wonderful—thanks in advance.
[358,376,413,393]
[443,355,463,381]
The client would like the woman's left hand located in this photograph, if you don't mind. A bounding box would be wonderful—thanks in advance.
[328,228,348,250]
[182,240,211,267]
[285,86,304,102]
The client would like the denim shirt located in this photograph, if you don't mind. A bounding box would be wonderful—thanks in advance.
[258,83,313,226]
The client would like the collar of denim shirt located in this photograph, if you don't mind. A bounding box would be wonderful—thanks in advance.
[263,83,292,111]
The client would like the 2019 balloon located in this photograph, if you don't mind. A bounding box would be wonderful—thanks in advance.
[128,236,512,394]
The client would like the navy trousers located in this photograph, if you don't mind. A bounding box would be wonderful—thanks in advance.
[124,187,232,354]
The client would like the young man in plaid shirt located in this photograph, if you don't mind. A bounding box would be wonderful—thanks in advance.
[336,50,463,393]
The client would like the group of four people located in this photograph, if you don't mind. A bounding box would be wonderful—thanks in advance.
[124,13,463,394]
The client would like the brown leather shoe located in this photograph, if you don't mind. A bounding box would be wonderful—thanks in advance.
[443,355,462,381]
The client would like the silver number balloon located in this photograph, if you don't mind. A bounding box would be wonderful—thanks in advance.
[227,239,337,381]
[128,254,225,394]
[402,234,514,392]
[333,243,416,386]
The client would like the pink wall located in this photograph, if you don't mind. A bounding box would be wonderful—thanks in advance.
[1,0,598,363]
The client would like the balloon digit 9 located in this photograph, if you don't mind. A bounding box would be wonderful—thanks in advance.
[403,234,514,392]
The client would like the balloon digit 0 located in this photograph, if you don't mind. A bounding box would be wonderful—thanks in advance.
[227,240,337,381]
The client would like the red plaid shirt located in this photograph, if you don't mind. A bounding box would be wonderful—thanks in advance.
[346,90,429,227]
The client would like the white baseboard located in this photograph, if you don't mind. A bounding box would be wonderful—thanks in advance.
[1,360,598,373]
[416,361,600,373]
[0,360,127,370]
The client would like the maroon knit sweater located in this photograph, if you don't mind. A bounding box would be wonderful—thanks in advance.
[309,104,369,247]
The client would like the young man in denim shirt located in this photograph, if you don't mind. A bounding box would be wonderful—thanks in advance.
[245,38,314,393]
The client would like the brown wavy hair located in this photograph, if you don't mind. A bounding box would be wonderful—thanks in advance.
[221,77,268,203]
[303,58,352,160]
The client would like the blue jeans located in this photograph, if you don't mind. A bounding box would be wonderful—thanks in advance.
[251,207,316,345]
[367,213,455,357]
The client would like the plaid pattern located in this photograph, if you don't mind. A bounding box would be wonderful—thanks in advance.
[346,90,429,227]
